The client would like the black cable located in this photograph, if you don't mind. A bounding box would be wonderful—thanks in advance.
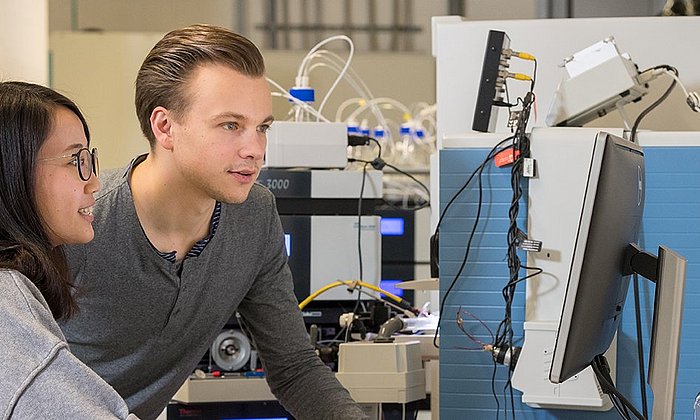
[351,157,431,206]
[504,81,511,109]
[591,357,646,420]
[492,357,500,420]
[431,139,513,349]
[433,153,486,349]
[621,397,632,419]
[349,139,429,210]
[610,393,633,420]
[531,59,538,91]
[348,135,382,159]
[434,137,513,234]
[630,65,678,143]
[502,381,510,420]
[352,162,370,315]
[380,197,429,212]
[632,273,649,418]
[367,136,382,159]
[383,161,430,198]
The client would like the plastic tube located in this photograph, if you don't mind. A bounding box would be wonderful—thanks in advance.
[400,315,438,332]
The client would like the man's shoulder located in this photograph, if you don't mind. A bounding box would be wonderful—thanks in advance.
[94,166,130,201]
[249,182,275,201]
[89,165,136,232]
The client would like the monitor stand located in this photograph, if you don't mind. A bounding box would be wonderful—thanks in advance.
[598,244,688,419]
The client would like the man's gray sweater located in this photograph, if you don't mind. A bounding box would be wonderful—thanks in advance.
[59,165,365,420]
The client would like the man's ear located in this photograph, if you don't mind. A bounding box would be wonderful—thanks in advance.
[150,106,175,151]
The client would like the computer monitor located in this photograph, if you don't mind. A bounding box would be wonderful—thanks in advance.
[549,131,687,418]
[550,132,645,384]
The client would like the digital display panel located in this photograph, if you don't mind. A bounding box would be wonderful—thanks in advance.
[379,279,404,298]
[380,217,405,236]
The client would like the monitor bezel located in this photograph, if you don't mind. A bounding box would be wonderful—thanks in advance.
[549,131,644,384]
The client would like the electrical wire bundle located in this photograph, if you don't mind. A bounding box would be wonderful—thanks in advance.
[491,90,538,419]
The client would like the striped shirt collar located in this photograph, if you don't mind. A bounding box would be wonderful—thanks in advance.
[156,201,222,263]
[125,154,222,263]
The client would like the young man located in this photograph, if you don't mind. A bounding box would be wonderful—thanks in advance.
[60,25,367,420]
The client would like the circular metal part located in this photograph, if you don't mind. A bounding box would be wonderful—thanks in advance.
[211,329,251,371]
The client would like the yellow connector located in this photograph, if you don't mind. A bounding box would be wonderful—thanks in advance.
[502,49,536,61]
[514,51,536,61]
[510,72,533,82]
[498,69,532,82]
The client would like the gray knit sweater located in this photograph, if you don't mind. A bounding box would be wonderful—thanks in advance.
[59,163,366,420]
[0,269,137,419]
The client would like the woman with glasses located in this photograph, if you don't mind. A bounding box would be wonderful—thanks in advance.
[0,81,136,419]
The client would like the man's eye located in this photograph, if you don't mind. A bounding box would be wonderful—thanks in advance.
[222,122,239,131]
[257,124,271,134]
[69,156,79,167]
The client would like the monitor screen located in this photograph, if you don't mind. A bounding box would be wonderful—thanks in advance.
[550,132,644,384]
[379,279,405,298]
[284,233,291,257]
[380,217,405,236]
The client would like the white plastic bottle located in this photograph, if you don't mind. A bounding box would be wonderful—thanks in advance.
[289,85,315,122]
[373,125,392,163]
[360,121,370,137]
[397,122,414,167]
[414,127,429,167]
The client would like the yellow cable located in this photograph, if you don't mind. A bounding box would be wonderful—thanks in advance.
[515,52,536,61]
[352,281,403,303]
[298,281,344,310]
[511,73,533,82]
[502,49,536,61]
[298,280,403,310]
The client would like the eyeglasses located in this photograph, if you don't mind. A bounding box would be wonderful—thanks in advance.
[39,147,99,181]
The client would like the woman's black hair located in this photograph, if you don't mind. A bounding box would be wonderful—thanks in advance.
[0,81,91,320]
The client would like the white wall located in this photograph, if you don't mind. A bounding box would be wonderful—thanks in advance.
[0,0,48,84]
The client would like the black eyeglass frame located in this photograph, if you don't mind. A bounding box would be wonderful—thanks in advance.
[39,147,99,181]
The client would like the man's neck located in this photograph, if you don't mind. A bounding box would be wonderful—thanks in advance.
[130,154,216,259]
